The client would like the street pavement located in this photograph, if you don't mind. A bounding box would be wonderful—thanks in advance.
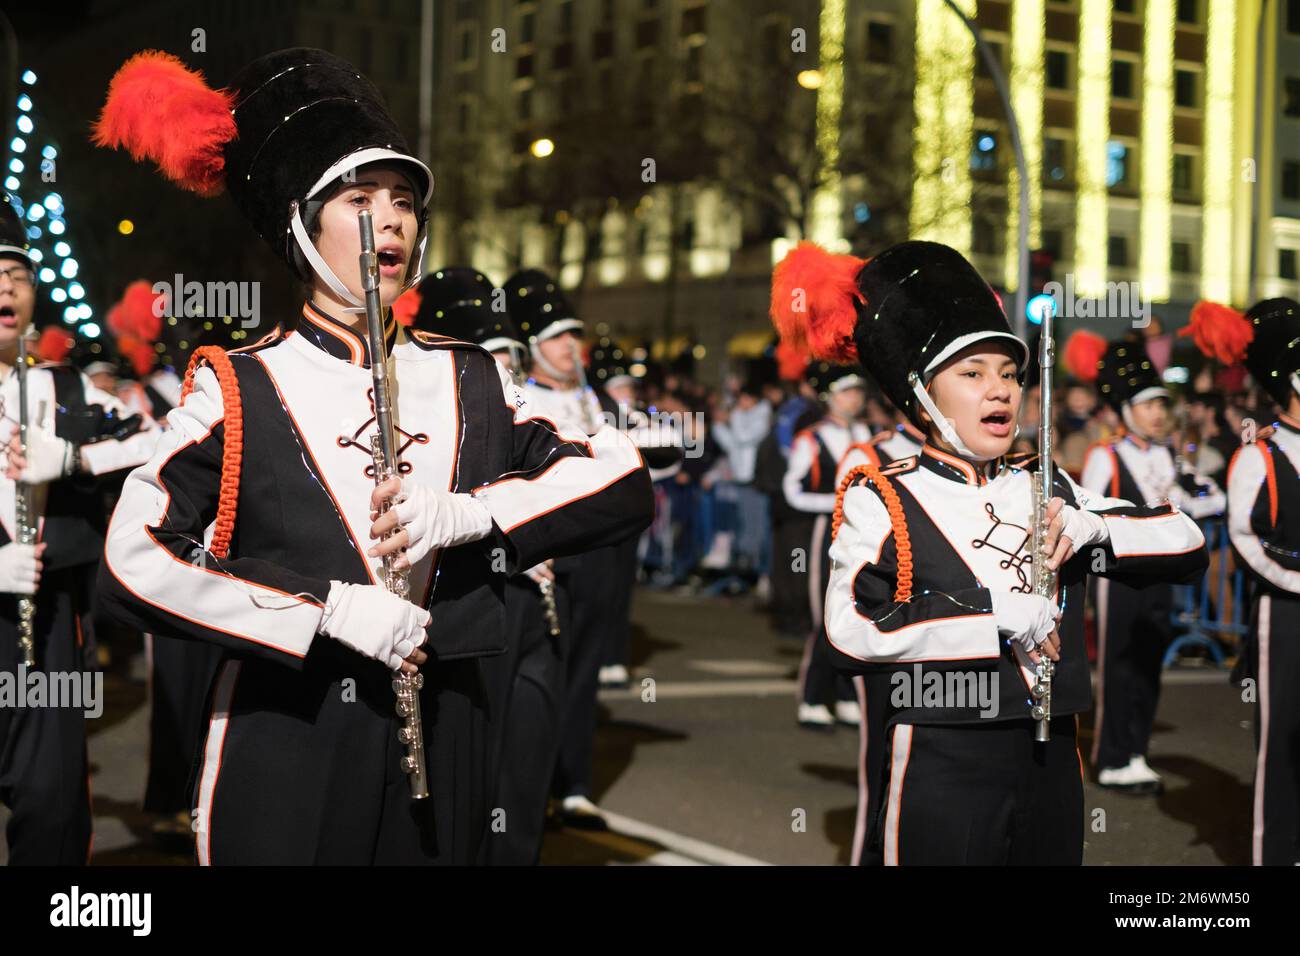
[1,587,1257,866]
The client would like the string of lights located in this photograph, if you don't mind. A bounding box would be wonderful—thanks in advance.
[3,68,100,339]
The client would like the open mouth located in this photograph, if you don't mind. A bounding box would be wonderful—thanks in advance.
[0,305,16,329]
[980,410,1012,436]
[376,247,405,277]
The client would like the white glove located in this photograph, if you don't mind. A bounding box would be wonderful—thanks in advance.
[318,581,430,671]
[391,479,493,566]
[0,542,40,595]
[1056,503,1110,554]
[523,561,554,587]
[11,426,76,484]
[990,592,1060,654]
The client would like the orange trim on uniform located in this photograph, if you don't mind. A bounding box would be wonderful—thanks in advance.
[833,463,913,602]
[922,444,978,485]
[301,303,362,364]
[182,346,242,559]
[1085,441,1122,499]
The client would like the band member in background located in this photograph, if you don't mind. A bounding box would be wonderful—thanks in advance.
[838,412,925,477]
[1070,332,1225,794]
[782,361,869,730]
[400,265,566,865]
[0,196,160,864]
[1184,297,1300,865]
[587,337,684,690]
[773,240,1207,865]
[93,48,651,864]
[504,268,620,830]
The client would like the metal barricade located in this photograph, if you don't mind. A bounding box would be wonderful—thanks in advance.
[1165,517,1249,667]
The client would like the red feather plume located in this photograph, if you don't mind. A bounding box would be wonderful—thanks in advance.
[93,50,237,196]
[107,280,165,344]
[391,286,421,328]
[117,334,156,378]
[769,242,864,364]
[1063,330,1108,383]
[38,326,73,364]
[775,338,809,382]
[1180,300,1253,366]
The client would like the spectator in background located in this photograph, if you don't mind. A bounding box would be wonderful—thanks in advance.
[711,377,773,585]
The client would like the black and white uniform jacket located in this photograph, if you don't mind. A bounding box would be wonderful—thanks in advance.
[1,362,159,571]
[1227,415,1300,598]
[1082,433,1225,521]
[522,378,605,438]
[825,445,1208,726]
[836,424,926,486]
[99,305,651,709]
[785,418,871,514]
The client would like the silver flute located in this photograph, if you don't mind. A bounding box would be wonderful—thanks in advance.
[14,334,35,667]
[1029,303,1058,742]
[358,209,428,799]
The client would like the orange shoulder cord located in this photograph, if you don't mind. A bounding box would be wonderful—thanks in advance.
[832,463,913,603]
[181,346,242,559]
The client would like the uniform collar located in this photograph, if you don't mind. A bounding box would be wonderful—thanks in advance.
[296,301,397,368]
[1275,413,1300,436]
[919,443,1008,487]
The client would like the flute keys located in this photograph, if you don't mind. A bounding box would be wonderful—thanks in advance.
[1031,704,1048,721]
[1031,682,1048,699]
[401,755,419,774]
[398,726,416,745]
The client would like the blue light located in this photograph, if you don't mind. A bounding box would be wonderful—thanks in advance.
[83,323,100,339]
[42,193,61,211]
[47,219,64,235]
[978,135,995,152]
[21,71,36,86]
[68,282,84,300]
[41,146,55,160]
[38,267,54,283]
[53,241,70,257]
[10,137,24,153]
[26,204,42,221]
[16,95,31,112]
[16,116,32,135]
[59,258,77,278]
[77,304,93,320]
[8,158,22,173]
[853,202,871,224]
[25,226,40,240]
[1026,293,1057,325]
[63,305,78,323]
[50,287,67,302]
[27,249,41,263]
[3,177,17,191]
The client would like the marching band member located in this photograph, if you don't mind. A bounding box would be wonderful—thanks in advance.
[1072,333,1225,793]
[782,361,869,730]
[93,48,651,864]
[1184,297,1300,865]
[504,268,616,829]
[772,240,1207,865]
[401,266,565,864]
[0,197,160,864]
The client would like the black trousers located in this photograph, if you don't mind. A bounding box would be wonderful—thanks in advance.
[799,514,855,707]
[601,536,639,669]
[481,576,567,865]
[871,716,1083,865]
[1092,578,1172,770]
[144,632,223,814]
[553,546,621,800]
[769,507,814,638]
[0,570,93,865]
[1250,593,1300,865]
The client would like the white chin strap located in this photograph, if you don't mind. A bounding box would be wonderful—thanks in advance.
[529,337,577,383]
[909,371,982,459]
[289,203,429,314]
[1291,372,1300,399]
[1120,402,1148,440]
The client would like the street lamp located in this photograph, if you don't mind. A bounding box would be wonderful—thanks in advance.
[530,137,554,159]
[796,69,823,90]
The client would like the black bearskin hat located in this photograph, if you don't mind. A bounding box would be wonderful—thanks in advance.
[1183,298,1300,408]
[1093,338,1167,412]
[503,269,583,344]
[0,196,33,269]
[411,267,521,351]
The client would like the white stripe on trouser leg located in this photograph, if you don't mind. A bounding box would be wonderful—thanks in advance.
[1252,596,1271,867]
[195,659,241,866]
[796,514,828,703]
[850,675,869,866]
[883,724,913,866]
[1091,577,1110,768]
